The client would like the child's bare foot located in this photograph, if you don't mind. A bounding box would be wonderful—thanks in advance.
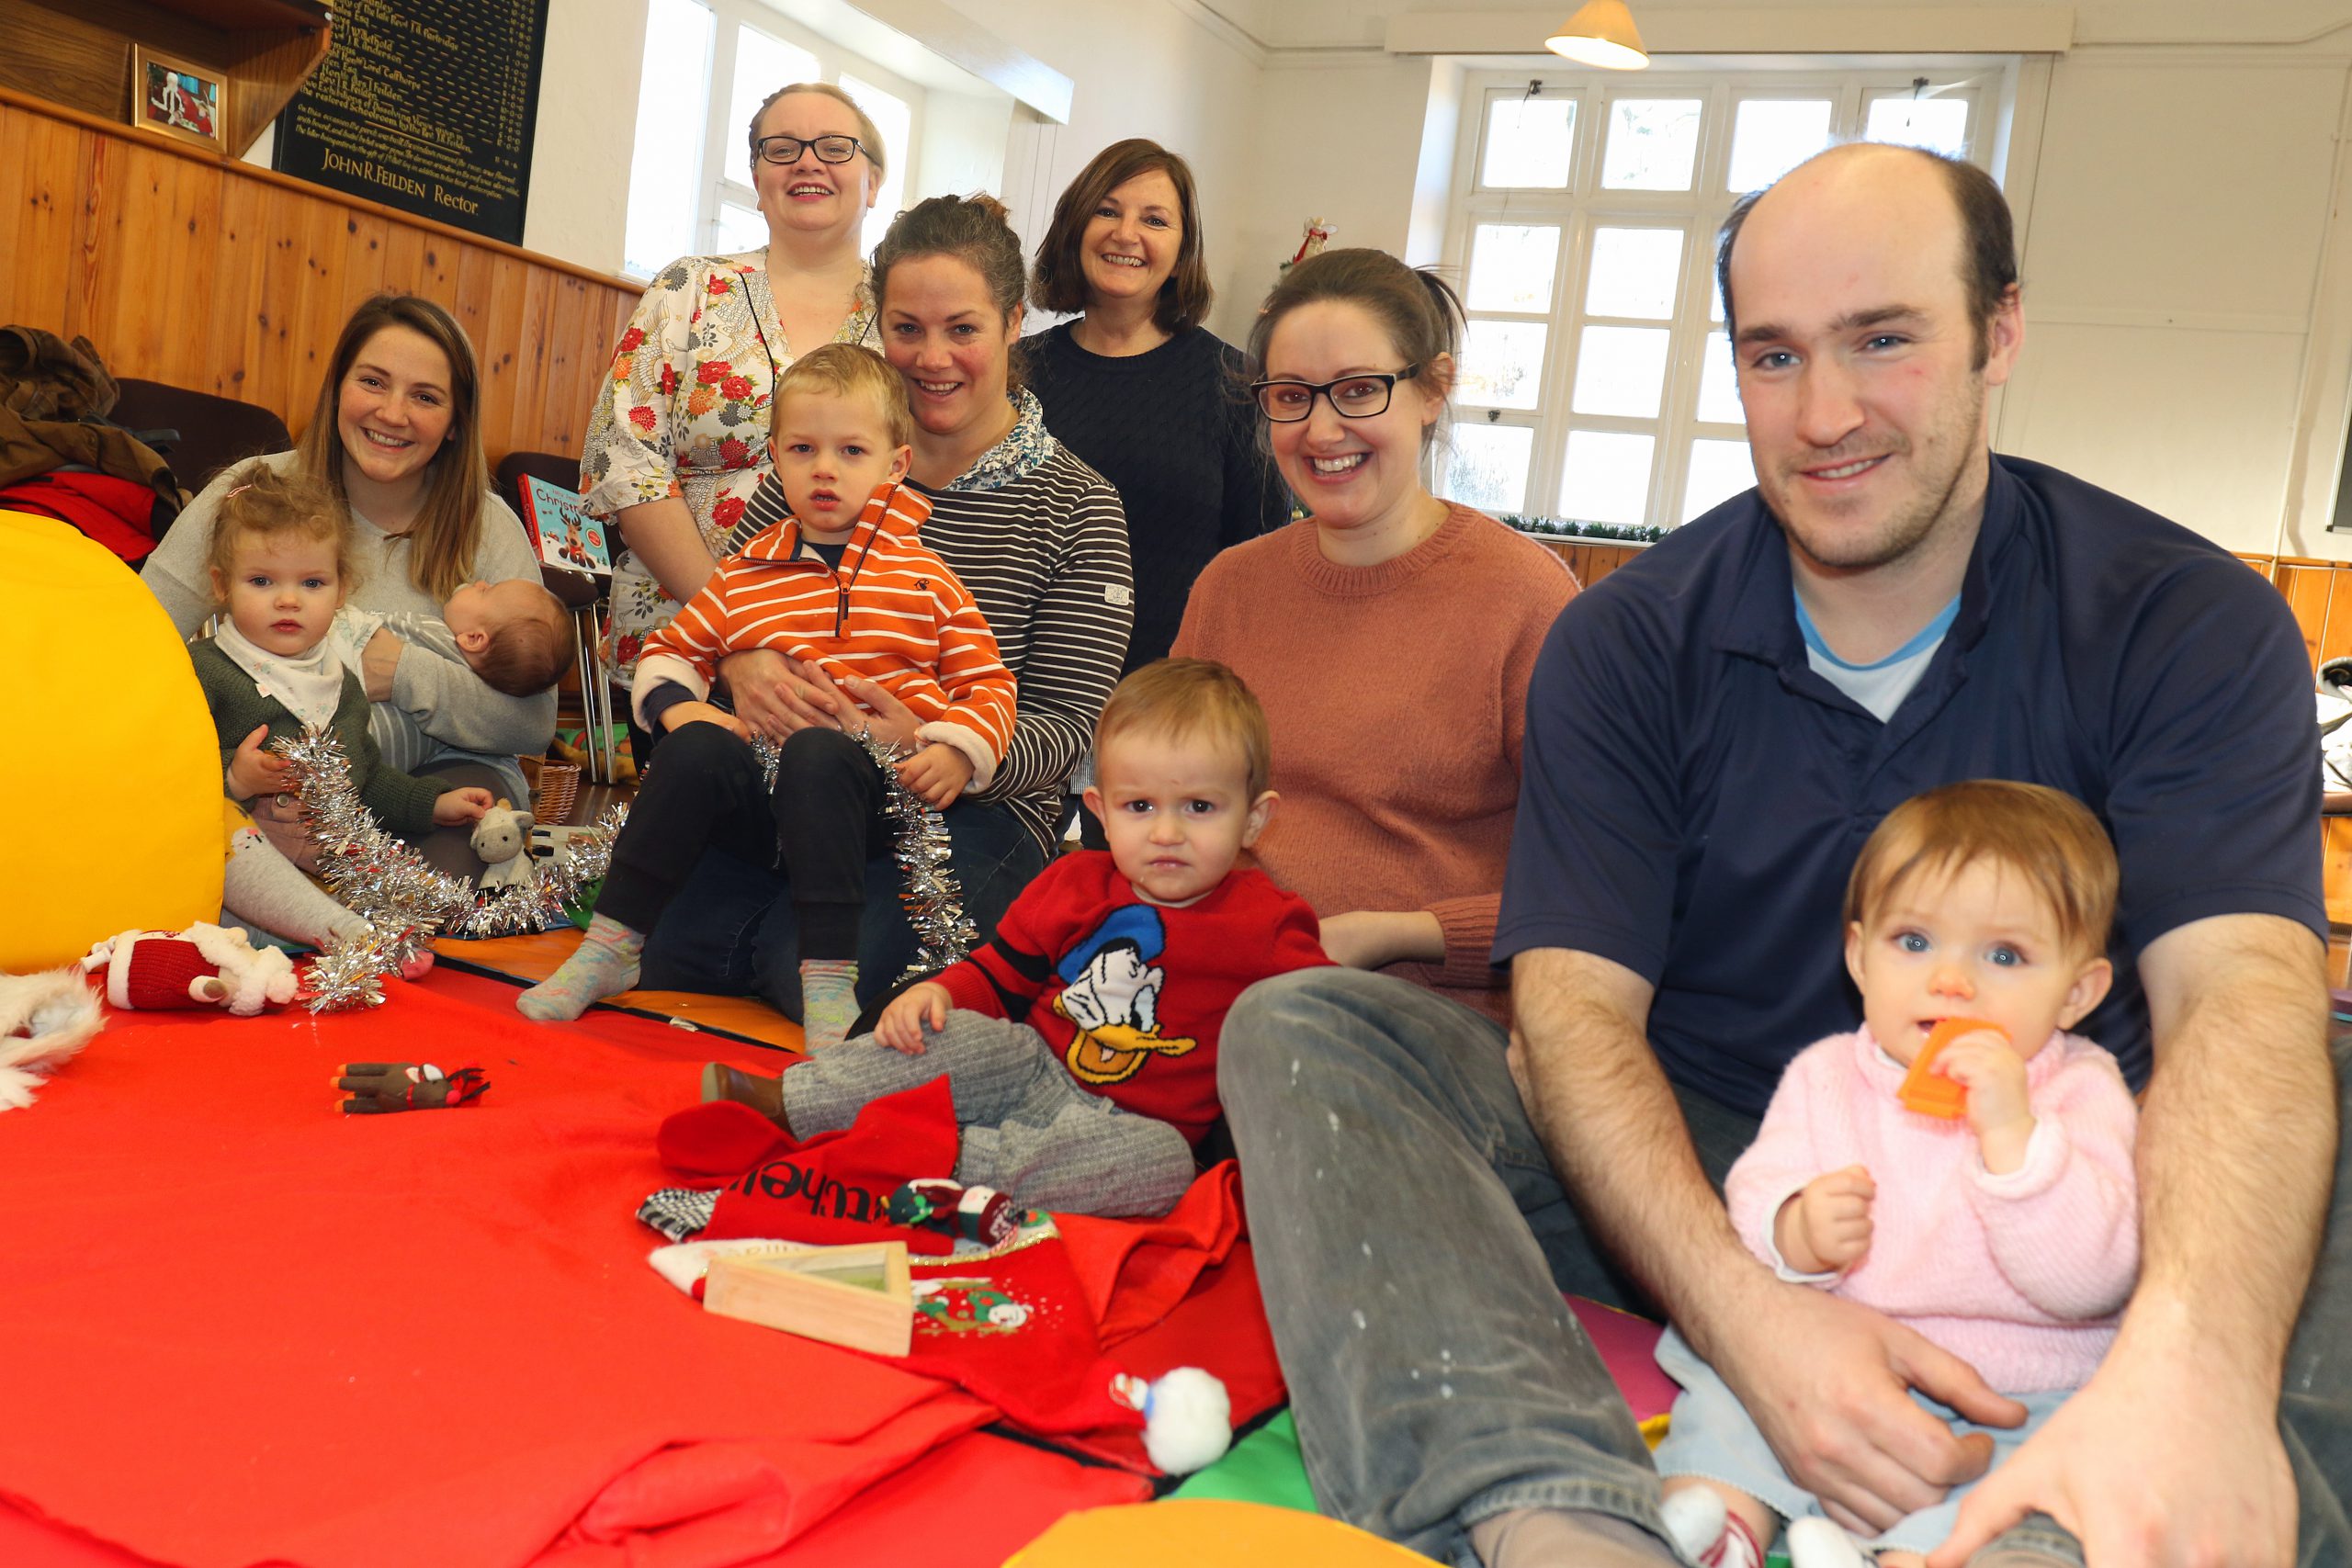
[701,1061,785,1123]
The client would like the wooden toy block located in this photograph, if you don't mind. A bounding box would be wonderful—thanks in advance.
[704,1241,913,1356]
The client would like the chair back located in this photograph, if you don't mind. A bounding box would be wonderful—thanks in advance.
[109,378,291,499]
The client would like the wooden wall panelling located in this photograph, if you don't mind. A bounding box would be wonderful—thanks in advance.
[2321,569,2352,671]
[2,87,642,473]
[2275,564,2334,671]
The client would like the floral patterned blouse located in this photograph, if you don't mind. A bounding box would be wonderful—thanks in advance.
[580,251,876,678]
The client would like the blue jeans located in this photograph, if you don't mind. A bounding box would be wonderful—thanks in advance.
[637,797,1045,1019]
[1218,968,2352,1567]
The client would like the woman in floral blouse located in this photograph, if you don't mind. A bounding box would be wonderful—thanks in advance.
[637,193,1135,1025]
[579,81,882,712]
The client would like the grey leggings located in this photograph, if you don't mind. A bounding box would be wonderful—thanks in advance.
[779,1009,1197,1218]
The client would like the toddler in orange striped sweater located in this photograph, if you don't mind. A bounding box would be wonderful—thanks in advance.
[521,344,1016,1043]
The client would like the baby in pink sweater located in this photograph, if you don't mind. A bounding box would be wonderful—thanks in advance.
[1657,780,2140,1568]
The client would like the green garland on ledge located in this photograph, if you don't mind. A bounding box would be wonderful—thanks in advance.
[1503,514,1667,544]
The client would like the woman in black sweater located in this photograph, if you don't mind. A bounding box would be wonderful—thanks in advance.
[1024,140,1290,680]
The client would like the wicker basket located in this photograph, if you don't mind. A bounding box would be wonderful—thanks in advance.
[532,761,582,826]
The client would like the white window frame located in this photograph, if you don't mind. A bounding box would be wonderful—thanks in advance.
[1439,63,2005,528]
[629,0,927,276]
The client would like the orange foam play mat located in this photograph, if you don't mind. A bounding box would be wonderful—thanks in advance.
[435,929,807,1050]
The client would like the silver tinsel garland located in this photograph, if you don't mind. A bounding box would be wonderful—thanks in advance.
[269,728,624,1010]
[749,727,976,982]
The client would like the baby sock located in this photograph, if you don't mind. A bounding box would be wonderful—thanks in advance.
[222,831,368,947]
[1660,1489,1765,1568]
[799,958,860,1050]
[1783,1519,1877,1568]
[518,914,644,1021]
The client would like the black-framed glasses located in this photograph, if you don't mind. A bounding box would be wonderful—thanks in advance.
[753,133,864,165]
[1250,367,1421,422]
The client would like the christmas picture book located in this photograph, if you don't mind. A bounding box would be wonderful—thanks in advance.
[520,475,610,577]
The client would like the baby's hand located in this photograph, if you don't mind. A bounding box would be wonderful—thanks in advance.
[1933,1029,2036,1173]
[895,742,973,810]
[432,787,495,826]
[875,982,952,1055]
[662,701,746,739]
[1778,1164,1875,1274]
[227,724,288,800]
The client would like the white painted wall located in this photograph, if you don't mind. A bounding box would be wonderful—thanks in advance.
[522,0,649,273]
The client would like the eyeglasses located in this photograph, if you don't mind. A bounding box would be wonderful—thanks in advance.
[753,134,864,166]
[1250,367,1421,422]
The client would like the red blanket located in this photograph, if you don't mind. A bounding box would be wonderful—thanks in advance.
[0,978,1197,1566]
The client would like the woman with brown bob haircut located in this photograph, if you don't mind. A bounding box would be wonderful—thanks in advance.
[1023,141,1287,705]
[142,293,555,875]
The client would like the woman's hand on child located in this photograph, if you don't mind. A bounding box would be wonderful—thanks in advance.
[432,787,496,826]
[1318,910,1447,969]
[226,725,288,800]
[1780,1164,1875,1274]
[875,982,952,1054]
[896,742,973,809]
[1932,1032,2035,1173]
[359,626,406,703]
[662,701,746,738]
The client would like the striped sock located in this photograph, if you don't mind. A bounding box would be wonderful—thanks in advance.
[800,958,860,1050]
[517,915,644,1021]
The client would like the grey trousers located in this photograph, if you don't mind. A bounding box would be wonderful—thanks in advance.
[780,1009,1196,1218]
[1219,967,2352,1568]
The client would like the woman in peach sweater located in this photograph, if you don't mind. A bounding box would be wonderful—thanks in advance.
[1171,248,1575,1021]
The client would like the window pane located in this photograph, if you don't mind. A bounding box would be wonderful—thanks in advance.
[1601,98,1702,190]
[1585,227,1682,320]
[1482,95,1577,189]
[840,73,911,254]
[1866,95,1970,159]
[1560,430,1655,525]
[1696,332,1742,425]
[1570,324,1669,419]
[716,200,766,255]
[1683,438,1756,521]
[624,0,716,278]
[1727,99,1833,192]
[723,26,820,186]
[1445,423,1533,513]
[1467,224,1563,313]
[1460,320,1548,410]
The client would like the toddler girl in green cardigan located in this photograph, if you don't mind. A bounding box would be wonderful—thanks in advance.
[189,464,491,945]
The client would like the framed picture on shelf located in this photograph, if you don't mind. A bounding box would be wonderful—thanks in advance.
[130,45,227,152]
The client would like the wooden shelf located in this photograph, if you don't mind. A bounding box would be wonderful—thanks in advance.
[0,0,331,159]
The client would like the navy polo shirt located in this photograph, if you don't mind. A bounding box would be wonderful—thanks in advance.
[1496,454,2324,1118]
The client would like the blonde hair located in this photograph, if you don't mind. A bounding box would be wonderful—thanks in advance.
[1844,780,2119,957]
[205,461,361,601]
[295,294,489,603]
[1095,658,1272,799]
[747,82,887,178]
[472,584,574,696]
[771,343,916,451]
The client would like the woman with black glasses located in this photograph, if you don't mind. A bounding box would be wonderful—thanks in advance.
[1173,246,1576,991]
[580,82,882,736]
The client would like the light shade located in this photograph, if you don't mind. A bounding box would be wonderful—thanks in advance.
[1545,0,1649,69]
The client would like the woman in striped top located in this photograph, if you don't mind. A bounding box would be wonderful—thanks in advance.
[635,194,1134,1026]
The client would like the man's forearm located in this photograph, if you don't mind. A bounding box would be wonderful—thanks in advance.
[2132,915,2335,1382]
[1510,948,1761,1353]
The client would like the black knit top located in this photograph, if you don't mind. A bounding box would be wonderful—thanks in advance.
[1023,322,1291,672]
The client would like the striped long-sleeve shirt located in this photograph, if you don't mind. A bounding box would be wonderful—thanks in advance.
[634,480,1017,784]
[727,434,1131,856]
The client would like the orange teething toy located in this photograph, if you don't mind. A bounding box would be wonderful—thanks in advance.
[1898,1016,2007,1119]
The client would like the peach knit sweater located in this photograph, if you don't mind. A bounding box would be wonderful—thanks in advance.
[1172,504,1577,1022]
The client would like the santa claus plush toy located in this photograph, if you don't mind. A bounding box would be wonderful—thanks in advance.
[81,924,298,1016]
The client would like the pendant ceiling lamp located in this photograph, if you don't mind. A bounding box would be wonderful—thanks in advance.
[1545,0,1650,69]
